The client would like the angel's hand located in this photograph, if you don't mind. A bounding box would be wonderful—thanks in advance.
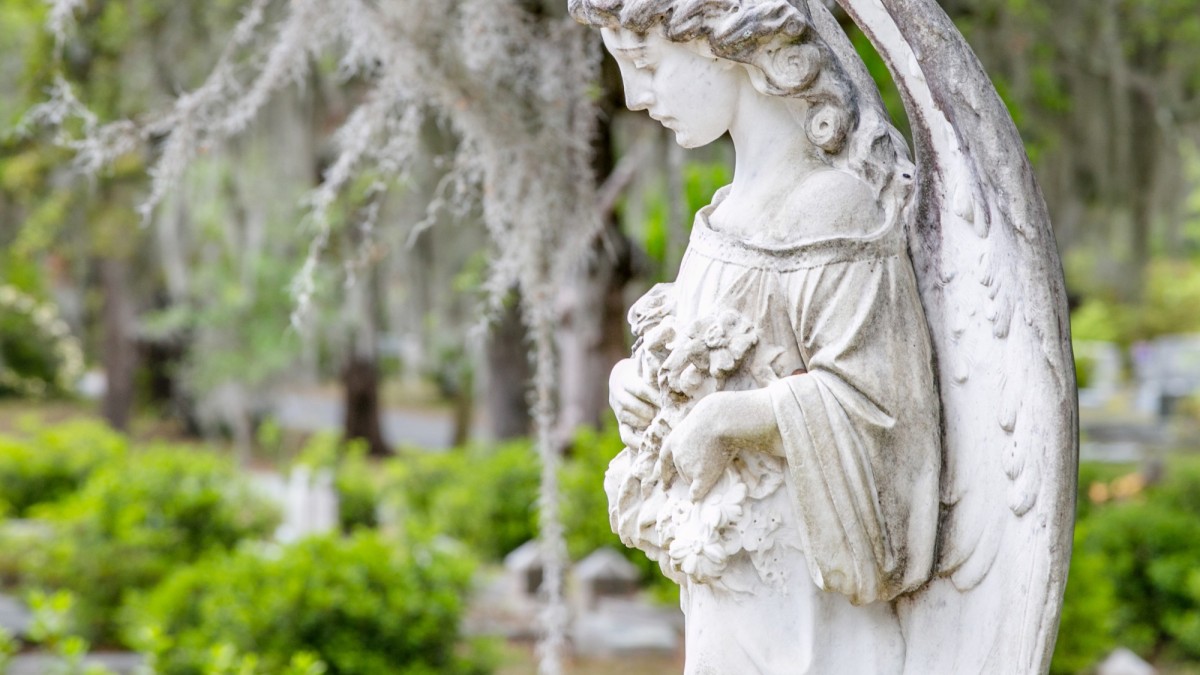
[662,396,730,500]
[665,389,783,500]
[609,358,658,448]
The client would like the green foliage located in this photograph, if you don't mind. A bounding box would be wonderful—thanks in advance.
[1136,261,1200,340]
[293,433,381,533]
[0,284,85,398]
[332,444,381,533]
[1049,522,1117,675]
[123,531,490,675]
[632,160,731,280]
[1070,259,1200,348]
[1070,299,1132,345]
[25,590,117,675]
[140,162,308,395]
[1082,497,1200,657]
[386,440,539,561]
[1060,456,1200,669]
[560,421,678,602]
[16,446,279,645]
[0,419,126,516]
[0,625,14,673]
[15,589,332,675]
[193,645,329,675]
[1074,461,1135,522]
[560,424,623,562]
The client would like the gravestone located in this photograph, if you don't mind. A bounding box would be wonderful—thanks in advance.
[1076,340,1123,409]
[575,547,640,609]
[504,540,545,597]
[1097,648,1157,675]
[1134,335,1200,418]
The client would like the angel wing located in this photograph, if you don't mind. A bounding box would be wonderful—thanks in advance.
[808,1,1079,672]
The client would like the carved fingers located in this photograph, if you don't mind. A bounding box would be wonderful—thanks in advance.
[666,389,785,500]
[663,396,731,501]
[609,358,658,447]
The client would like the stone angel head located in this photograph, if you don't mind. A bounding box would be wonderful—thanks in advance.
[574,0,855,152]
[570,0,915,230]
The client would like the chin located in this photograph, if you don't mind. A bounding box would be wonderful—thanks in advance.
[673,128,717,149]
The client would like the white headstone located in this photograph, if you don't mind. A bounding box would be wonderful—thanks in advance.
[1097,648,1157,675]
[504,540,545,596]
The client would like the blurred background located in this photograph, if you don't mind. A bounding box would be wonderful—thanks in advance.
[0,0,1198,673]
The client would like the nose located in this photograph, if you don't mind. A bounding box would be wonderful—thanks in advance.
[624,79,654,112]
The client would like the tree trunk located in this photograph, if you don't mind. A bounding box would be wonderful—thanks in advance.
[1122,85,1160,301]
[99,257,137,432]
[556,52,635,438]
[341,262,390,456]
[484,298,533,440]
[557,224,634,435]
[342,350,389,456]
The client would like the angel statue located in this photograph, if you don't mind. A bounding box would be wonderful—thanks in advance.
[569,0,1077,673]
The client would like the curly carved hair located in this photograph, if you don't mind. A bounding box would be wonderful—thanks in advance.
[569,0,857,155]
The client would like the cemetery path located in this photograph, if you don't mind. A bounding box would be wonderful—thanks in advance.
[271,391,481,450]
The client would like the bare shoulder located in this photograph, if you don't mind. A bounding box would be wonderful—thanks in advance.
[788,169,883,238]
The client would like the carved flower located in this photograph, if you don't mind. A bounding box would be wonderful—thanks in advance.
[665,501,729,581]
[700,479,747,531]
[614,302,790,588]
[731,452,786,501]
[638,415,673,459]
[628,283,676,341]
[638,317,678,378]
[665,496,750,582]
[661,310,758,396]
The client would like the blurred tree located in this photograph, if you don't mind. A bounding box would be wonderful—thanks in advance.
[942,0,1200,298]
[1,0,255,430]
[18,1,606,669]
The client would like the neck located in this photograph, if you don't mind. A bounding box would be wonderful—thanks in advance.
[726,93,824,203]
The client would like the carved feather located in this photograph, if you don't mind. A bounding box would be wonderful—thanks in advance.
[813,1,1078,673]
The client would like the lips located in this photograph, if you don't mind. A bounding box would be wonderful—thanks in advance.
[650,111,676,128]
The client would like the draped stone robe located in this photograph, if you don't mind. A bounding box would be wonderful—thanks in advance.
[655,186,942,674]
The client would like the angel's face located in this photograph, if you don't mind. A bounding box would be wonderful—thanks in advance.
[602,27,742,148]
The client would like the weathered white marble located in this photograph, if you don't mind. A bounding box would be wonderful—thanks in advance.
[571,1,1077,673]
[272,465,339,543]
[1097,648,1157,675]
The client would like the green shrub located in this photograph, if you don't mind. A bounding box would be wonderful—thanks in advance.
[385,440,539,560]
[559,422,682,604]
[293,433,381,533]
[560,424,624,562]
[17,447,279,645]
[0,420,127,516]
[1151,457,1200,516]
[12,589,329,675]
[1071,457,1200,662]
[1074,461,1135,521]
[1050,521,1117,675]
[123,531,490,675]
[1070,258,1200,348]
[23,590,117,675]
[0,284,85,399]
[1084,499,1200,657]
[377,422,679,602]
[333,447,381,533]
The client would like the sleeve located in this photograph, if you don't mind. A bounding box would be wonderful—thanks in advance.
[767,254,941,604]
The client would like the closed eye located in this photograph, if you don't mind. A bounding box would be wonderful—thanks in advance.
[613,45,652,71]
